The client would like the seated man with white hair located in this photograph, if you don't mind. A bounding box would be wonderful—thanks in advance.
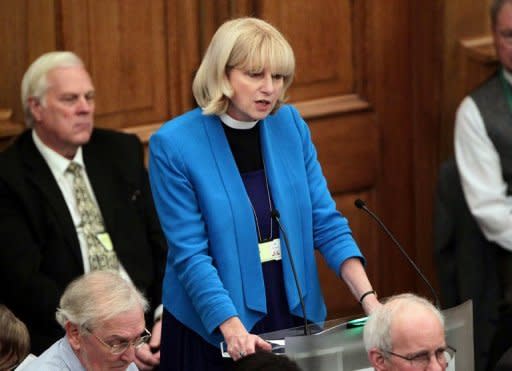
[363,293,456,371]
[25,270,150,370]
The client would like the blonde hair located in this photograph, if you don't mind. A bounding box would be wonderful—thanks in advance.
[192,17,295,116]
[55,270,148,331]
[21,51,84,128]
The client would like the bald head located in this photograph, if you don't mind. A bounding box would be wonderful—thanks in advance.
[388,299,445,354]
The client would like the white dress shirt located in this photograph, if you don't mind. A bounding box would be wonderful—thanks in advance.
[454,69,512,251]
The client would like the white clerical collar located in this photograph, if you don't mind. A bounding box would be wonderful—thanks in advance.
[220,113,258,130]
[504,68,512,86]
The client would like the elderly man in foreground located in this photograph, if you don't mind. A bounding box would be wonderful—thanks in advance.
[26,270,150,370]
[363,293,455,371]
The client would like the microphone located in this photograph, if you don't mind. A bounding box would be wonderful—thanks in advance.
[354,199,440,308]
[271,209,311,336]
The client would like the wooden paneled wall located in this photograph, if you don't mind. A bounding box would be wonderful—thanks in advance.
[1,1,457,319]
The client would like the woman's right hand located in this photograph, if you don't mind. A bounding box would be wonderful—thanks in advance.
[219,316,272,361]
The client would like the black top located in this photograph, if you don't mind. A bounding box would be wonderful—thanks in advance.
[222,122,263,172]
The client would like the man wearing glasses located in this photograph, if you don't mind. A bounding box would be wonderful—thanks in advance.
[363,293,455,371]
[24,271,150,370]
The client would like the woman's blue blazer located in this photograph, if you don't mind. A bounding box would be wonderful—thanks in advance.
[148,104,363,346]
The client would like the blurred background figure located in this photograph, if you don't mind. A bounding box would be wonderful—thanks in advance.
[0,305,30,371]
[363,293,455,371]
[452,1,512,369]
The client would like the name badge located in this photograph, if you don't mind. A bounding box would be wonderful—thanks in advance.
[96,232,114,251]
[259,238,282,263]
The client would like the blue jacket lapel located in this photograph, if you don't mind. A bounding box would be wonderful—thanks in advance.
[203,115,266,313]
[260,115,307,310]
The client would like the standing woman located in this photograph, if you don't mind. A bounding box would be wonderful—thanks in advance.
[149,17,380,371]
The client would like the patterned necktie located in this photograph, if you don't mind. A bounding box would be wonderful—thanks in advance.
[66,162,119,270]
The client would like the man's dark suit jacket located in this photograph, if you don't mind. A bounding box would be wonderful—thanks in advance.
[0,128,167,355]
[496,346,512,371]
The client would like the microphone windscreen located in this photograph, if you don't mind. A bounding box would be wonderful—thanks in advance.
[271,209,280,219]
[354,199,366,209]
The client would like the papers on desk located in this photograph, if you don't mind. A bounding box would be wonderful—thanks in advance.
[220,339,285,358]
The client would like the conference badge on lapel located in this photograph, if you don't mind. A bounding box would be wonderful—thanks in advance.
[97,232,114,251]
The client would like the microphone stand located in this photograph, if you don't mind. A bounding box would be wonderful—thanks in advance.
[272,209,311,336]
[354,199,441,308]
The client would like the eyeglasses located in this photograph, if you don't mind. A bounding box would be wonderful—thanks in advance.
[383,345,456,369]
[84,327,151,355]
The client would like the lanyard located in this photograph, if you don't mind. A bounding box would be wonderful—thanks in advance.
[248,163,273,242]
[500,68,512,114]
